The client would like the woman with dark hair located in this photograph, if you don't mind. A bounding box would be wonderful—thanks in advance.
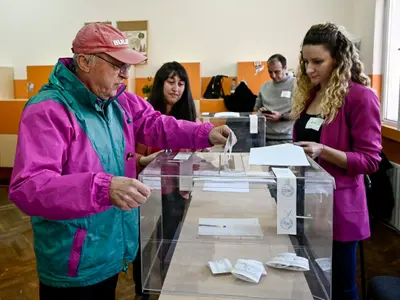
[133,62,203,299]
[148,61,197,121]
[135,61,198,167]
[291,23,382,300]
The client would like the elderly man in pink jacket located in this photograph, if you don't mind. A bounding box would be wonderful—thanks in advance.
[9,23,231,300]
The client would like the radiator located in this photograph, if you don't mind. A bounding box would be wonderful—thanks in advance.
[388,162,400,230]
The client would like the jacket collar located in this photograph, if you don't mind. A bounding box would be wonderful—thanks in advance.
[47,57,126,110]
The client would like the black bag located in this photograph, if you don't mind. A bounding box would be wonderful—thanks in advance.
[223,81,257,112]
[366,152,395,220]
[203,75,227,99]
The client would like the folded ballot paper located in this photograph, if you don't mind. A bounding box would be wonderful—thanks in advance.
[266,253,310,272]
[208,258,233,275]
[231,259,267,283]
[224,130,237,159]
[208,258,267,284]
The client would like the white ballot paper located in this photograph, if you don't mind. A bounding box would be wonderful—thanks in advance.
[198,218,263,237]
[272,167,297,235]
[203,180,249,193]
[224,130,237,159]
[285,256,310,271]
[208,258,233,275]
[249,144,310,166]
[266,253,309,272]
[231,259,267,283]
[214,112,241,117]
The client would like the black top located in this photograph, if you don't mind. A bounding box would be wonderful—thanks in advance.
[294,114,322,143]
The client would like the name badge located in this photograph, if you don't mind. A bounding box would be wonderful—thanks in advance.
[281,91,291,98]
[305,117,324,131]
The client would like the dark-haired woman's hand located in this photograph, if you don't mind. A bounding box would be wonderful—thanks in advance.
[139,150,163,167]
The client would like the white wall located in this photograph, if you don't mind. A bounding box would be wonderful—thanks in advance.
[372,0,385,75]
[350,0,376,74]
[0,0,376,79]
[349,0,384,75]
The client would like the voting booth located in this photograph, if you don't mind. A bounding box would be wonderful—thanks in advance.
[198,112,267,152]
[138,147,334,300]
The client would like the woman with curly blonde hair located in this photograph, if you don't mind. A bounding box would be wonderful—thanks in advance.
[292,23,382,300]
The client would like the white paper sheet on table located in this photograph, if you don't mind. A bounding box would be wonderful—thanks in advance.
[249,144,310,166]
[198,218,263,237]
[194,177,272,183]
[214,112,241,117]
[203,180,249,193]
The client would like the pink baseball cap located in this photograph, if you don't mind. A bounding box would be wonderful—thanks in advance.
[72,23,147,65]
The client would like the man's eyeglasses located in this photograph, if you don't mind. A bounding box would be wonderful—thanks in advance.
[94,54,131,74]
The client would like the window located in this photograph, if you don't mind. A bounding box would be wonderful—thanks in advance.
[382,0,400,127]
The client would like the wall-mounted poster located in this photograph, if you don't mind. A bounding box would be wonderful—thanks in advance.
[125,30,147,56]
[117,20,148,64]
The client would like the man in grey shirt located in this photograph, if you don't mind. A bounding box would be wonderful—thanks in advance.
[254,54,296,145]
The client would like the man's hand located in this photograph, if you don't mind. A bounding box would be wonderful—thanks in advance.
[109,176,151,211]
[208,125,232,146]
[295,141,324,159]
[139,150,163,167]
[265,111,281,121]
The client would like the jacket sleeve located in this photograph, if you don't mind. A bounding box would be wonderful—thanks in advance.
[8,101,113,220]
[345,88,382,176]
[130,95,214,150]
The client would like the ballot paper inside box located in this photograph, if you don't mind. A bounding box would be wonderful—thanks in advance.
[138,151,335,300]
[198,112,267,152]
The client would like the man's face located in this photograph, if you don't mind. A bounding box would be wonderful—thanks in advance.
[267,60,287,83]
[89,54,130,100]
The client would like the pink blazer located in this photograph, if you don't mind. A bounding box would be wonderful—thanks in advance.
[293,82,382,242]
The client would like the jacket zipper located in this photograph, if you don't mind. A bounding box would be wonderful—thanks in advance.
[101,103,128,272]
[121,211,128,272]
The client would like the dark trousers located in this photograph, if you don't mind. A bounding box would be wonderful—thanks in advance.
[332,240,359,300]
[39,274,119,300]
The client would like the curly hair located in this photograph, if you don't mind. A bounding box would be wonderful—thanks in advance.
[291,23,370,123]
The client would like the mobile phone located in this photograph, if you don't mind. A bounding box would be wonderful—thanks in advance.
[264,110,273,115]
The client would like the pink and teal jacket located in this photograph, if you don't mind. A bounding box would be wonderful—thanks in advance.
[8,58,214,288]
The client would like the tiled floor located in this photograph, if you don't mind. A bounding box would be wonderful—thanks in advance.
[0,186,399,299]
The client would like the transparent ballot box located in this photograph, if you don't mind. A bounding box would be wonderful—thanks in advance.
[198,112,266,152]
[138,152,334,300]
